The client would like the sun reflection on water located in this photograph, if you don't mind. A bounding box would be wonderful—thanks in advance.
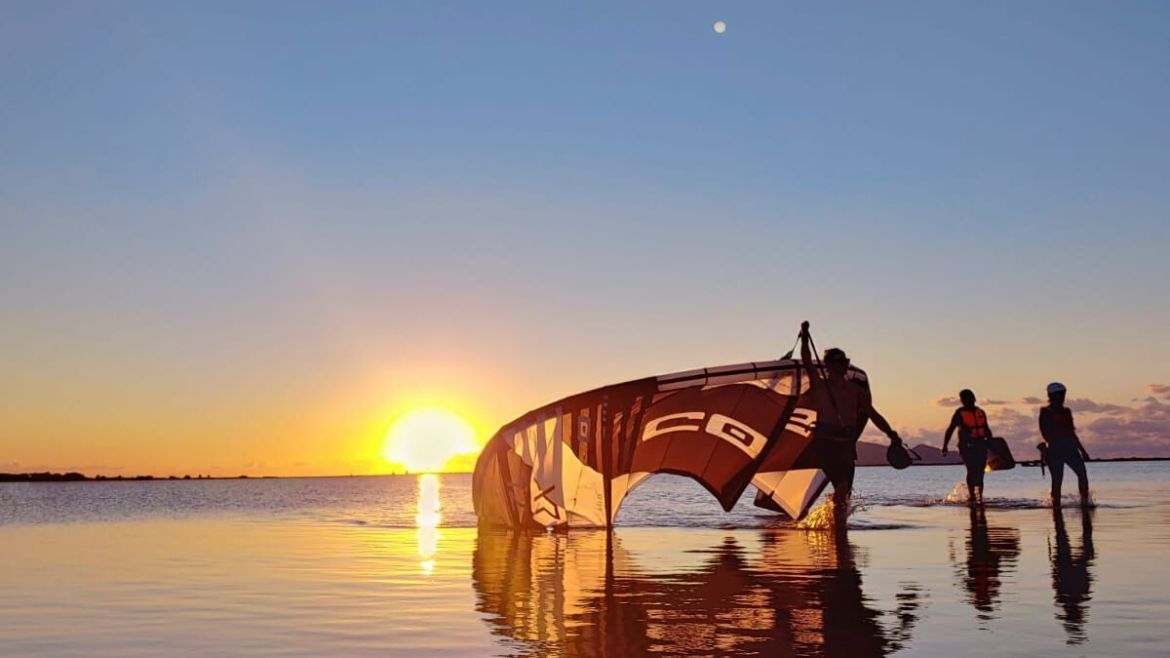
[416,474,441,575]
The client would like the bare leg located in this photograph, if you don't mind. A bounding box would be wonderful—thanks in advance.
[1050,459,1064,506]
[1067,453,1090,506]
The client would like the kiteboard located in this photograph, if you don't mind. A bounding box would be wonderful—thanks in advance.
[986,436,1016,471]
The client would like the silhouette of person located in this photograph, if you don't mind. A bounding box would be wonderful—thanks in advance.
[942,389,994,505]
[800,322,902,521]
[1039,383,1091,506]
[1051,508,1095,645]
[956,506,1020,619]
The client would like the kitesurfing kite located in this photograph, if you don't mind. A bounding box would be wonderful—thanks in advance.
[472,348,871,528]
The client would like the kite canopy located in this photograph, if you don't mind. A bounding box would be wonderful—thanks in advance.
[472,357,870,528]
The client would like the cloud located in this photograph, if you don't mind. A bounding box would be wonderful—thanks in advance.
[934,396,1010,407]
[1149,384,1170,398]
[1066,398,1130,415]
[1021,396,1045,405]
[1082,397,1170,458]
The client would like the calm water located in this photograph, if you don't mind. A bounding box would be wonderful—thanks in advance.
[3,462,1170,656]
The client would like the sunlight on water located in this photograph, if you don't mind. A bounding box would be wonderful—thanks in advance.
[416,474,441,575]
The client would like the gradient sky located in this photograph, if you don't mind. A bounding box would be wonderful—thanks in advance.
[3,1,1169,475]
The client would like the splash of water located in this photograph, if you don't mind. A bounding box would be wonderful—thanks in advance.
[943,481,970,505]
[1043,491,1097,509]
[797,495,867,530]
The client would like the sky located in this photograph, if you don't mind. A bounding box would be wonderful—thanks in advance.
[2,1,1169,476]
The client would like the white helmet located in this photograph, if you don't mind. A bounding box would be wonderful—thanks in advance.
[1046,382,1067,395]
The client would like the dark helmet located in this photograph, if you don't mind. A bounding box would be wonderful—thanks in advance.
[884,440,912,465]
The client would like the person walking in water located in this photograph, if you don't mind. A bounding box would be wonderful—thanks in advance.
[942,389,994,505]
[1039,382,1091,507]
[799,322,902,520]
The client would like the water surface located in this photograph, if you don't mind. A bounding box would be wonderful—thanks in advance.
[3,462,1168,656]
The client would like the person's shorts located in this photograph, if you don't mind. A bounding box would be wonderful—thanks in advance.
[959,440,988,467]
[792,436,857,487]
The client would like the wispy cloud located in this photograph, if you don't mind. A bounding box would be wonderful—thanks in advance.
[933,395,1010,407]
[1149,384,1170,398]
[1066,398,1131,415]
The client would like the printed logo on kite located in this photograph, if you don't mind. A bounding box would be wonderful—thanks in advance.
[472,358,864,528]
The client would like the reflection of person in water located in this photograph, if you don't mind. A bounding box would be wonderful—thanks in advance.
[957,506,1021,619]
[472,526,922,657]
[814,530,917,657]
[1050,508,1095,645]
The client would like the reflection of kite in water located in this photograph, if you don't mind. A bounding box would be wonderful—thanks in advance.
[472,528,922,657]
[473,355,870,528]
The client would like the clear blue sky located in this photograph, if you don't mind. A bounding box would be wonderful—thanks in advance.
[2,1,1169,474]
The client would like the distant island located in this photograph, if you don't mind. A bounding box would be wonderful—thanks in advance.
[0,472,232,482]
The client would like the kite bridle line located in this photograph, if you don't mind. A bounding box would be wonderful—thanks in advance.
[804,328,847,430]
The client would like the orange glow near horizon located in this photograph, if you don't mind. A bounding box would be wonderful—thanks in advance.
[381,407,481,473]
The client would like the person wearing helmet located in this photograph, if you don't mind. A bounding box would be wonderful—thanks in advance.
[799,322,902,518]
[942,389,993,505]
[1039,382,1091,507]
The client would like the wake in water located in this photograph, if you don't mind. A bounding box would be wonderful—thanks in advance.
[910,480,1103,510]
[1043,491,1097,509]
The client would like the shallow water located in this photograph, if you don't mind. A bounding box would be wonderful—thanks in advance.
[2,462,1169,656]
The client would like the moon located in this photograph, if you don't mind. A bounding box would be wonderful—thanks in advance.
[713,21,727,34]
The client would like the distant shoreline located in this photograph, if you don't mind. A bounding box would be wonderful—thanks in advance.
[4,455,1170,482]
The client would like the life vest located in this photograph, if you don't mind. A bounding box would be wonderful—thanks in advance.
[959,407,988,440]
[1041,406,1076,443]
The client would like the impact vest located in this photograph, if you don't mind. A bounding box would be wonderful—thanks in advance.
[959,407,988,441]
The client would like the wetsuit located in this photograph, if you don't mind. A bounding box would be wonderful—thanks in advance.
[1039,405,1089,501]
[952,406,989,494]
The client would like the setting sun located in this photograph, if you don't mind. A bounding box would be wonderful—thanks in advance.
[381,407,480,473]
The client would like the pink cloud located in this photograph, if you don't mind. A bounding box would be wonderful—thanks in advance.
[1066,398,1130,415]
[1149,384,1170,398]
[1021,396,1045,405]
[933,396,1009,407]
